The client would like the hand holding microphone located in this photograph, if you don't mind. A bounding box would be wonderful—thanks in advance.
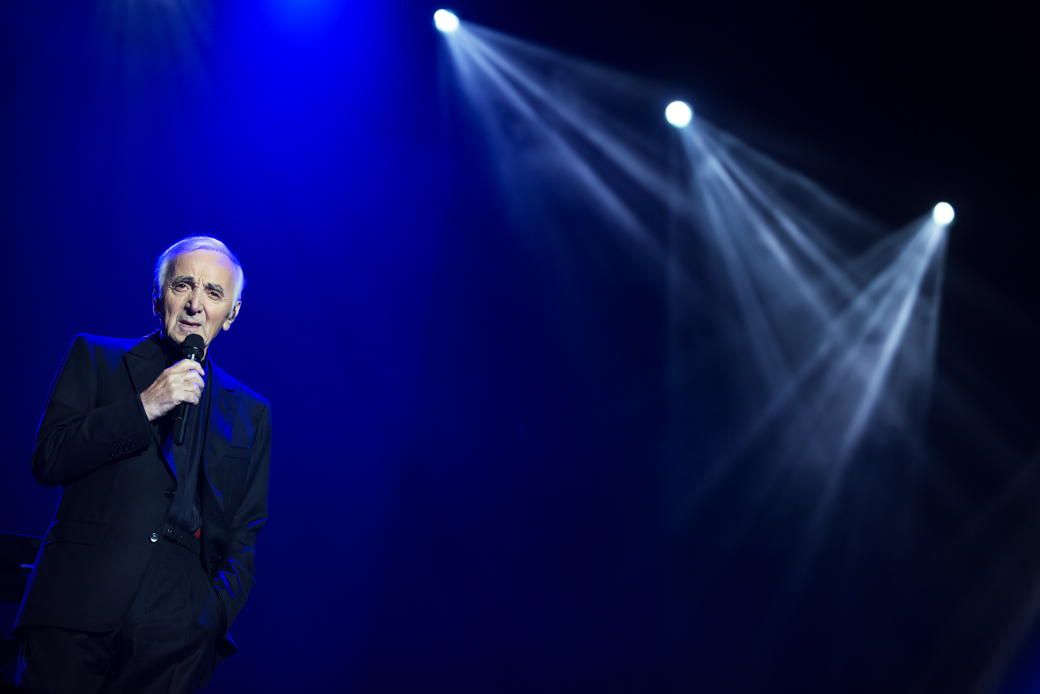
[140,335,207,436]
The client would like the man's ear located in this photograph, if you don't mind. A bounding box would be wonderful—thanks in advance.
[152,285,163,316]
[223,301,241,331]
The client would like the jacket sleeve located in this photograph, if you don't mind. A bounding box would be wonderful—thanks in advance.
[213,397,272,634]
[31,335,153,487]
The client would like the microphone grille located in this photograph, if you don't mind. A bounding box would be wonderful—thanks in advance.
[181,334,205,359]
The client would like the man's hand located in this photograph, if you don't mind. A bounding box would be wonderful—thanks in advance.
[140,359,206,422]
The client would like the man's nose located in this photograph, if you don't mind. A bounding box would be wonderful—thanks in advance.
[185,290,203,314]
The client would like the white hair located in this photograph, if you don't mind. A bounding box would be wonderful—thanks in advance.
[153,236,246,312]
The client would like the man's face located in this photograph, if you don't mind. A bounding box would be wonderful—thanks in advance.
[157,249,241,355]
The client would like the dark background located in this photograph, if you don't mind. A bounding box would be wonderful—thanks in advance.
[1,0,1037,691]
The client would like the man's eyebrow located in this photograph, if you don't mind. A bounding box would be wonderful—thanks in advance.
[204,282,225,295]
[170,275,195,285]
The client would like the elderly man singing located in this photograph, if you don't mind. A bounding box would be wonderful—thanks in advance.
[14,237,272,693]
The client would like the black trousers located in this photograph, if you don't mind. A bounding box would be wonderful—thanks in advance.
[16,535,221,694]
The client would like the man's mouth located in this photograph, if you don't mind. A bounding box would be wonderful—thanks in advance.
[179,320,202,330]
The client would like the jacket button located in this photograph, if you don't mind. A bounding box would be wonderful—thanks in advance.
[149,533,158,542]
[165,489,175,498]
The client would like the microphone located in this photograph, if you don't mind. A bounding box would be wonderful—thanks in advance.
[173,334,206,446]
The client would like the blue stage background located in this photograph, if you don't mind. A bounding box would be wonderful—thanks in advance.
[1,0,1037,692]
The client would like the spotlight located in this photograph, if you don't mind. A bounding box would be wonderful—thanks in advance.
[434,9,460,32]
[932,202,955,225]
[665,101,693,129]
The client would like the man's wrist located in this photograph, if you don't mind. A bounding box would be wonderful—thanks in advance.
[138,393,158,423]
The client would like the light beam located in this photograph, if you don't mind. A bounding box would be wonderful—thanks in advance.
[443,22,948,526]
[665,101,693,128]
[933,202,955,225]
[434,9,460,33]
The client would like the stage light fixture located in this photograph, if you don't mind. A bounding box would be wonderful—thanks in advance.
[434,9,460,32]
[932,202,955,225]
[665,101,693,128]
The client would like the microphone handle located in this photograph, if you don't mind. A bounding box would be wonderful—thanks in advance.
[173,402,190,445]
[172,353,200,446]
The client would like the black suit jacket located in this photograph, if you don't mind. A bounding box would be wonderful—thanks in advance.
[14,332,271,665]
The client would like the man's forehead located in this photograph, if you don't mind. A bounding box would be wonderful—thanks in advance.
[170,250,235,280]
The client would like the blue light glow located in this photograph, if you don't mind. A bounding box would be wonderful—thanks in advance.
[665,101,693,128]
[434,10,460,33]
[932,202,955,225]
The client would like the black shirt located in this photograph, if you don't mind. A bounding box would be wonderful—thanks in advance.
[153,335,210,535]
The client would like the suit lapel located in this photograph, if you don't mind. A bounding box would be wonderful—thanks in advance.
[123,334,172,474]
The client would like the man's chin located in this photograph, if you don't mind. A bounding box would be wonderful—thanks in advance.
[164,327,205,346]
